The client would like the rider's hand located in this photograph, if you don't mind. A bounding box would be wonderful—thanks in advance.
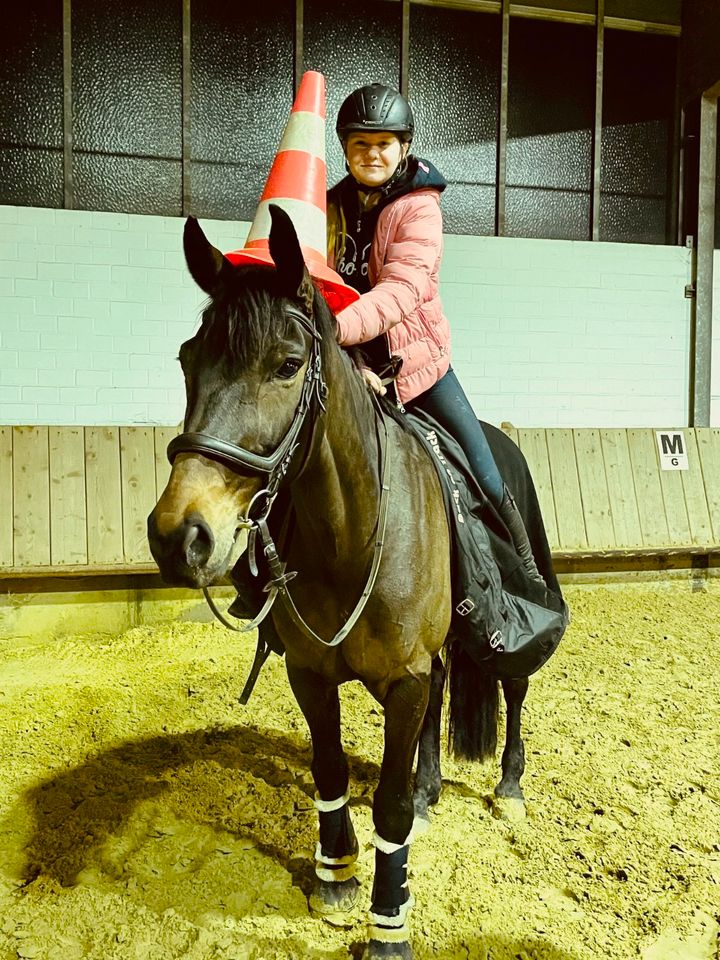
[360,368,387,396]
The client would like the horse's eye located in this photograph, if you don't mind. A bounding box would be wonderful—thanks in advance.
[276,358,303,380]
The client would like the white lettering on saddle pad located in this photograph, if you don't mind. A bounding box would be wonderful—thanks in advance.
[426,430,465,523]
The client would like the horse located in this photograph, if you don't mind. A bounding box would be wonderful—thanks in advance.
[147,205,562,960]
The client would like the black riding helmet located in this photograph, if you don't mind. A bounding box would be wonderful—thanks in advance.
[336,83,414,143]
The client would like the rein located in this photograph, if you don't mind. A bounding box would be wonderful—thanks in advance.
[257,395,390,648]
[167,305,392,653]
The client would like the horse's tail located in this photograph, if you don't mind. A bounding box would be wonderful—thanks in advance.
[447,641,499,761]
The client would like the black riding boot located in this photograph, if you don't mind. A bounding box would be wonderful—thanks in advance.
[497,485,545,586]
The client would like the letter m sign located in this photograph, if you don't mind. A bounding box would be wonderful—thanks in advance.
[656,431,688,470]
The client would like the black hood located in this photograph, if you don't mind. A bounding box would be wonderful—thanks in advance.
[379,155,447,201]
[404,155,447,193]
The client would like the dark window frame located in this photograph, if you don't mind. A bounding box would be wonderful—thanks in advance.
[1,0,682,243]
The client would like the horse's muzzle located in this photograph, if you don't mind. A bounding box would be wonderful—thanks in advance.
[147,509,216,586]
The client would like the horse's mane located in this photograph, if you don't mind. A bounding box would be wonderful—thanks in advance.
[195,262,412,431]
[194,264,330,365]
[313,287,413,433]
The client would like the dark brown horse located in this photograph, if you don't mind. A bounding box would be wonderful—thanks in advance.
[148,206,555,960]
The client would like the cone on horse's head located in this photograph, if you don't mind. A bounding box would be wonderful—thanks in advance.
[225,70,359,315]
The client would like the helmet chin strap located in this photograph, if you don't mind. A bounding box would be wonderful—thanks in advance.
[345,152,412,194]
[379,155,410,195]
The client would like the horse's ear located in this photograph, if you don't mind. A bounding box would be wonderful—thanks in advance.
[268,204,315,314]
[183,216,234,295]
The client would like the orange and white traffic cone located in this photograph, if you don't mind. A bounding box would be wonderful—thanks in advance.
[225,70,358,315]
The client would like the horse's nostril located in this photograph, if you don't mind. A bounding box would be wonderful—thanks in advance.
[182,516,214,568]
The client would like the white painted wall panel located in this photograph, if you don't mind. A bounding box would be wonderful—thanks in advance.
[0,204,699,427]
[443,234,692,427]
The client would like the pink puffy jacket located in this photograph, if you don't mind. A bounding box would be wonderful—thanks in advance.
[332,188,451,404]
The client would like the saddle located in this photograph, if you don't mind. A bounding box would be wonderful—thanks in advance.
[405,410,569,679]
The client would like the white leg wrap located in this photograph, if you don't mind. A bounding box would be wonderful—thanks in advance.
[313,791,349,812]
[368,832,414,941]
[372,829,413,854]
[369,895,414,929]
[369,922,412,944]
[314,792,357,883]
[315,862,358,882]
[314,842,356,866]
[314,837,359,880]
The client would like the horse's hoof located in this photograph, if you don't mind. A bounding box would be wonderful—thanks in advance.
[491,795,526,822]
[309,876,361,927]
[413,788,440,815]
[362,940,414,959]
[412,813,430,837]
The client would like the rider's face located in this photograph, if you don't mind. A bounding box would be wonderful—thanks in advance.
[344,132,408,188]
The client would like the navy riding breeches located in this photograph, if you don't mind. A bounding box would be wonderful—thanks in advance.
[405,367,505,506]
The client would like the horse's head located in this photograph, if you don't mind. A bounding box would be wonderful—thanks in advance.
[148,206,330,587]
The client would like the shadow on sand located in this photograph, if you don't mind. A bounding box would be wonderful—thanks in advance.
[10,724,380,892]
[7,729,583,959]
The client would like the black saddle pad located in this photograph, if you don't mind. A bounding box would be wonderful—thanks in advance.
[404,409,569,679]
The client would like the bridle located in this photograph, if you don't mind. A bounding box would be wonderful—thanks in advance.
[166,305,392,670]
[168,306,326,496]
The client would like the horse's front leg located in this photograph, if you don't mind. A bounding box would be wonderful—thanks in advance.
[366,673,430,960]
[493,675,529,821]
[286,663,361,922]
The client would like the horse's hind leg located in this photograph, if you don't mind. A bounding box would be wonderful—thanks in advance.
[286,664,360,923]
[493,676,529,821]
[413,655,445,827]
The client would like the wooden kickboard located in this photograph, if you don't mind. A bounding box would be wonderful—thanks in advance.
[2,425,720,574]
[696,428,720,544]
[0,427,12,566]
[516,428,559,550]
[545,429,587,550]
[12,427,51,566]
[655,427,693,547]
[626,429,671,548]
[681,429,713,545]
[50,426,87,565]
[574,428,614,550]
[120,427,156,564]
[599,429,643,549]
[85,427,124,564]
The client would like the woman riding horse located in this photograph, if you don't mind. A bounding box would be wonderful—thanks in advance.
[328,83,543,585]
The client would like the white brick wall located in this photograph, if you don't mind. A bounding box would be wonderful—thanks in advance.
[0,205,246,425]
[0,204,700,427]
[442,234,693,427]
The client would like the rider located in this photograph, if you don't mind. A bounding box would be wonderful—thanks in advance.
[328,83,543,583]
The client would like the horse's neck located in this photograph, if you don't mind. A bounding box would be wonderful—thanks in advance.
[290,355,381,565]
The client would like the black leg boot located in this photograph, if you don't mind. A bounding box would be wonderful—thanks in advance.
[497,485,545,586]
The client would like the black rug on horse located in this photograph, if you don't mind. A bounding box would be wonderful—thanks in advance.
[404,410,569,679]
